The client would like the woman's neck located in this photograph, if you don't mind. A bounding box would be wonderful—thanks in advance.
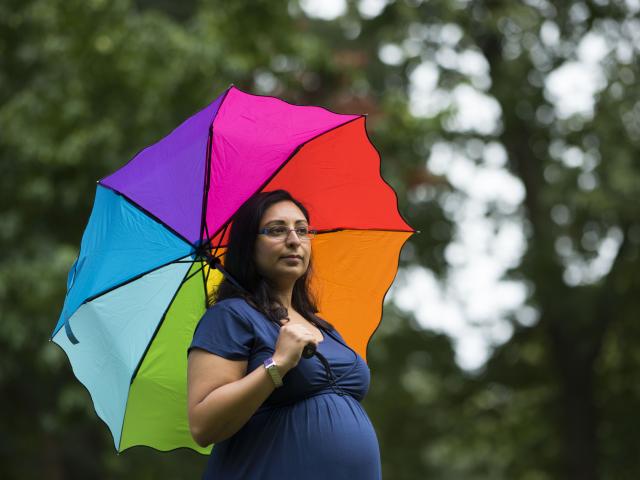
[270,283,294,311]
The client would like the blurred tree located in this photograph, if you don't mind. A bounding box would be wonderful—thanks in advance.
[352,0,640,478]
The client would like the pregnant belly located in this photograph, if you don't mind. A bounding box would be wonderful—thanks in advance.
[206,392,381,480]
[284,392,381,472]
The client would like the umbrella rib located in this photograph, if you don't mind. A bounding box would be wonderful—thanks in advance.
[211,222,229,259]
[315,227,419,234]
[200,259,208,308]
[204,222,211,242]
[183,262,207,284]
[198,123,214,244]
[199,86,232,244]
[204,260,211,303]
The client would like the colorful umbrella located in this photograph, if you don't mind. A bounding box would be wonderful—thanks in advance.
[51,86,415,454]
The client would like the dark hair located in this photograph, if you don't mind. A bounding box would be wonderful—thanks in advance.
[211,189,334,331]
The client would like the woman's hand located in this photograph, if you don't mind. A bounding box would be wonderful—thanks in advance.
[272,322,319,374]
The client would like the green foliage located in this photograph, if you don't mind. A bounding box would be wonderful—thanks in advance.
[2,0,639,478]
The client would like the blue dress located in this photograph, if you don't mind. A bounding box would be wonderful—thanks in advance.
[189,297,382,479]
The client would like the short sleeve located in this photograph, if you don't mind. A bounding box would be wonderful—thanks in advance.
[188,302,255,360]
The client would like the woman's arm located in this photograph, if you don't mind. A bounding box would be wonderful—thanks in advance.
[187,321,318,447]
[187,349,293,447]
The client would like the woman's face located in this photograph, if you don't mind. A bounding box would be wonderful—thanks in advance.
[254,200,311,286]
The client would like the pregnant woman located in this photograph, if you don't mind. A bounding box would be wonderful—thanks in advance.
[187,189,382,479]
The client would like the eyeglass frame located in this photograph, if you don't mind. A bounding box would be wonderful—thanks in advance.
[257,225,317,241]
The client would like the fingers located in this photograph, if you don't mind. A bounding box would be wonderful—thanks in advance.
[281,323,318,346]
[274,323,319,370]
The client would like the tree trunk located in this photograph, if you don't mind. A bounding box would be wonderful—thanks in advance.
[549,329,600,480]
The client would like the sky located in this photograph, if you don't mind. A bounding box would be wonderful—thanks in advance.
[299,0,625,370]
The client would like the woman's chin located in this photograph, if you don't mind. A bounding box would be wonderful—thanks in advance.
[274,266,306,281]
[281,268,305,279]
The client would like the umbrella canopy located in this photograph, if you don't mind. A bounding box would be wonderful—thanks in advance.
[51,86,415,454]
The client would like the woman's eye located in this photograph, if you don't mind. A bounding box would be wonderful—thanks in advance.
[295,227,309,236]
[269,227,288,236]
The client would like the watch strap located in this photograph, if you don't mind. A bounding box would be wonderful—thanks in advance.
[263,357,283,388]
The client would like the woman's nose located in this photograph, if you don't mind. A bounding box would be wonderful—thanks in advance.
[285,229,302,245]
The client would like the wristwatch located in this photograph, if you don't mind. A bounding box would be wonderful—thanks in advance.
[263,357,283,388]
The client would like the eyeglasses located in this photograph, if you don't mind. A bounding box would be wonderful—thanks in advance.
[258,225,317,240]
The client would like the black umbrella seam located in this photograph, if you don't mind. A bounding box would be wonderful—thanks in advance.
[52,251,194,341]
[198,123,214,244]
[78,252,194,306]
[205,227,417,250]
[99,183,195,246]
[127,261,200,386]
[199,86,233,244]
[200,259,208,309]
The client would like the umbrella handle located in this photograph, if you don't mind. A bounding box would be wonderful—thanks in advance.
[302,343,316,359]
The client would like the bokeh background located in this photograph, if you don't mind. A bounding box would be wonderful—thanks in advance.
[2,0,639,478]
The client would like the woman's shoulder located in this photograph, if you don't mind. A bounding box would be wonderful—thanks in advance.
[210,296,248,310]
[191,297,258,359]
[208,297,264,321]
